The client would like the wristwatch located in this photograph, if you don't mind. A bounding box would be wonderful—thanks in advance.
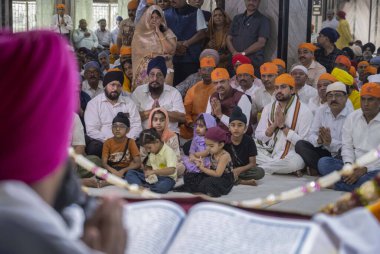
[242,52,246,56]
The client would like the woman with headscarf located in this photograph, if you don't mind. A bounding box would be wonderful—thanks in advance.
[336,11,352,50]
[131,5,177,90]
[205,7,231,68]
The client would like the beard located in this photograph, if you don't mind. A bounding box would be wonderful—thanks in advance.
[276,92,291,102]
[149,82,164,95]
[105,89,120,101]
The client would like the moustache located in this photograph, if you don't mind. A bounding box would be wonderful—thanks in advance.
[330,101,338,105]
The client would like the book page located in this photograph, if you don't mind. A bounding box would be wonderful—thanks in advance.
[167,203,332,254]
[124,200,185,254]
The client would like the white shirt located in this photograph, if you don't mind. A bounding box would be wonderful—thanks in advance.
[81,80,103,99]
[342,110,380,171]
[236,78,263,99]
[71,113,85,146]
[95,28,112,48]
[297,84,319,105]
[73,29,99,50]
[255,98,313,159]
[132,84,185,133]
[307,103,353,156]
[0,181,96,253]
[51,14,73,34]
[251,87,276,117]
[111,27,119,45]
[85,93,142,141]
[205,90,252,128]
[321,18,339,30]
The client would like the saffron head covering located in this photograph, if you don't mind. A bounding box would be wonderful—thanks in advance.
[261,62,278,75]
[358,61,369,68]
[127,0,138,10]
[272,58,286,69]
[200,49,220,66]
[319,73,337,83]
[331,67,354,86]
[200,56,216,68]
[236,64,255,77]
[148,108,176,142]
[120,45,132,56]
[298,42,318,52]
[211,68,230,81]
[320,27,340,43]
[0,31,78,183]
[56,4,65,9]
[103,69,124,87]
[335,55,352,69]
[110,44,119,54]
[360,83,380,98]
[275,74,295,88]
[365,66,378,75]
[349,66,357,78]
[232,54,251,66]
[205,127,230,144]
[147,56,167,77]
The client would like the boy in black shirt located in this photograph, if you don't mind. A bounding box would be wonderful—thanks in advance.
[228,106,265,185]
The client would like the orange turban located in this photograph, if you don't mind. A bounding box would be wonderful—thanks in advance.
[200,56,216,68]
[298,43,318,52]
[335,55,351,69]
[56,4,65,9]
[128,0,138,10]
[349,66,356,78]
[358,61,369,68]
[365,66,378,75]
[236,64,255,77]
[360,83,380,98]
[260,62,278,75]
[318,73,337,83]
[110,44,119,54]
[120,46,132,56]
[275,73,295,88]
[272,58,286,69]
[211,68,230,81]
[331,67,354,86]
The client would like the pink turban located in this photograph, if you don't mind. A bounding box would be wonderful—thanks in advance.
[0,31,78,184]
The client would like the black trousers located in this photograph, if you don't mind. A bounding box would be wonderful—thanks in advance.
[295,140,331,170]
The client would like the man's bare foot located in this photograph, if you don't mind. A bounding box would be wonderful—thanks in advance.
[239,179,258,186]
[289,170,303,177]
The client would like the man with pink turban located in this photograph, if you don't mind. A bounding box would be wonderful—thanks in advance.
[0,31,126,253]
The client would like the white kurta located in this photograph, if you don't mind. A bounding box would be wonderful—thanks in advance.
[297,84,319,105]
[255,97,313,174]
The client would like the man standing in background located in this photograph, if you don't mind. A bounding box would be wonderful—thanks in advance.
[51,4,73,41]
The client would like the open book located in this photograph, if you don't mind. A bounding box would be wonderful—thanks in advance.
[124,201,336,254]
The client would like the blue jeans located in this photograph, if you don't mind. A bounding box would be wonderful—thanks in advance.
[125,170,175,194]
[318,157,380,192]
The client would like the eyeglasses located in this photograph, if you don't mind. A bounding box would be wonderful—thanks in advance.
[149,72,164,79]
[112,123,127,129]
[326,93,345,100]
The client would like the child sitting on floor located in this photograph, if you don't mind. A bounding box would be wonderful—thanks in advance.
[140,107,185,176]
[177,127,235,197]
[102,112,141,178]
[125,128,177,193]
[228,106,265,186]
[182,113,217,173]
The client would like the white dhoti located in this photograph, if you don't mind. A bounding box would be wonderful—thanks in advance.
[256,146,305,174]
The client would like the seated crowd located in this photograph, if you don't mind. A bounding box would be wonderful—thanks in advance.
[66,0,380,196]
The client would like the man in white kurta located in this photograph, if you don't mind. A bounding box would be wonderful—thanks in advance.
[51,4,73,40]
[291,65,319,105]
[255,74,313,174]
[85,70,142,157]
